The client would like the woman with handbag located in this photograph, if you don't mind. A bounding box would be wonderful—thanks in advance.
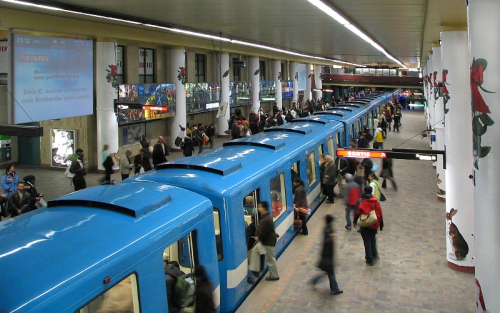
[354,186,384,266]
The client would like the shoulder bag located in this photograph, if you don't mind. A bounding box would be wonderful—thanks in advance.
[357,203,378,227]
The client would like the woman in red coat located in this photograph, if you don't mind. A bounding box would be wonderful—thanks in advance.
[354,186,384,266]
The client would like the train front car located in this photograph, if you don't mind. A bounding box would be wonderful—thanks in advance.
[0,182,219,312]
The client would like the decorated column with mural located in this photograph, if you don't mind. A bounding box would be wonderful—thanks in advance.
[272,60,283,110]
[217,53,230,136]
[441,31,475,272]
[427,54,436,149]
[314,65,323,100]
[249,57,260,113]
[305,63,312,101]
[169,47,186,148]
[290,62,299,104]
[468,1,500,311]
[96,41,119,172]
[432,47,446,202]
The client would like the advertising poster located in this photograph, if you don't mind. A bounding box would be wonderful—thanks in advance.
[0,135,11,162]
[122,124,142,146]
[0,41,7,75]
[51,129,76,167]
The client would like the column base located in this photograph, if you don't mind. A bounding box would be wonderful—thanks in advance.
[447,261,475,273]
[437,196,446,203]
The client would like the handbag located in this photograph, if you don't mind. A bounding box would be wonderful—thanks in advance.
[357,203,378,227]
[175,130,185,147]
[294,204,309,215]
[294,218,303,226]
[380,192,386,202]
[371,162,379,172]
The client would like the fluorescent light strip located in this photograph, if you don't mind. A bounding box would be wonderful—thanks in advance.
[308,0,407,69]
[2,0,363,66]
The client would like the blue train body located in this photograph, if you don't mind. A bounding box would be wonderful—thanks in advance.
[0,89,399,313]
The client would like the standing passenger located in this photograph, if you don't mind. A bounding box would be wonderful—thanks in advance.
[354,186,384,266]
[309,214,343,295]
[293,178,308,235]
[323,155,337,203]
[343,174,361,230]
[8,182,31,217]
[335,154,349,197]
[1,163,20,198]
[194,265,216,313]
[70,149,86,191]
[254,201,280,281]
[119,150,134,180]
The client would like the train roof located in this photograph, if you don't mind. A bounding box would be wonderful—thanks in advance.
[137,118,344,197]
[0,183,212,312]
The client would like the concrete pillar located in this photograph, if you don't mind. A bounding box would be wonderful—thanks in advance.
[441,31,475,272]
[217,53,230,135]
[272,60,282,110]
[96,42,119,172]
[290,62,299,104]
[305,63,312,101]
[468,1,500,310]
[314,65,323,100]
[432,47,446,202]
[169,47,186,148]
[249,57,261,113]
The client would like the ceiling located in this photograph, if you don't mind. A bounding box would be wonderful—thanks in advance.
[0,0,467,69]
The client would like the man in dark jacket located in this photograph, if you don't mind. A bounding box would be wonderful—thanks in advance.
[70,149,86,191]
[8,182,31,217]
[323,155,337,203]
[255,201,279,281]
[309,214,343,294]
[335,155,349,198]
[164,261,183,313]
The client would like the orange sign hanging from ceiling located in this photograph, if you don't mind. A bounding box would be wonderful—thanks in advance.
[336,149,387,158]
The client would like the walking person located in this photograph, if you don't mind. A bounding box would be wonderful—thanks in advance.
[380,158,398,191]
[119,150,134,180]
[309,214,343,295]
[206,123,216,149]
[323,155,337,203]
[183,135,195,157]
[254,201,279,281]
[354,186,384,266]
[134,149,151,174]
[393,109,402,132]
[373,123,384,149]
[101,144,114,183]
[70,149,87,191]
[368,173,383,201]
[335,154,349,198]
[293,178,308,235]
[343,174,362,230]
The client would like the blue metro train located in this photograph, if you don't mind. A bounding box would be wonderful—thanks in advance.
[0,89,399,313]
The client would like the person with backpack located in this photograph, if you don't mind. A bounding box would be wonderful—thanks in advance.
[343,174,362,230]
[194,265,216,313]
[373,123,384,149]
[164,260,185,313]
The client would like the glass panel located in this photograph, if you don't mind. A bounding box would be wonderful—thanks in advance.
[270,173,287,221]
[306,152,317,187]
[243,189,260,227]
[318,145,323,157]
[213,209,223,261]
[291,162,300,180]
[77,273,140,313]
[144,49,154,75]
[328,138,335,157]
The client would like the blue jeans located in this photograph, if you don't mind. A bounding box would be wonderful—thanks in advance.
[345,204,357,228]
[310,272,340,293]
[198,143,204,154]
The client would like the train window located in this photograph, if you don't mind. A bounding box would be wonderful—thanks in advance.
[318,144,323,157]
[244,189,261,227]
[351,124,356,141]
[291,162,300,180]
[214,209,223,261]
[327,138,335,158]
[163,231,198,277]
[270,173,287,221]
[306,152,317,187]
[77,273,140,313]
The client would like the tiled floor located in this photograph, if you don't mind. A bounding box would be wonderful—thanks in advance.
[4,110,476,312]
[237,110,475,313]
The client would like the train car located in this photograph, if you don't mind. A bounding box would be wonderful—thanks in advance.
[0,183,220,312]
[131,116,347,312]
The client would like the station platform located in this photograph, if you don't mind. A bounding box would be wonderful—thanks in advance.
[237,111,475,312]
[4,111,476,312]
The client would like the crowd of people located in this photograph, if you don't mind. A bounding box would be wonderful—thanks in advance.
[1,164,44,220]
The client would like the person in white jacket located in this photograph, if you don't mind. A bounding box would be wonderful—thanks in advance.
[119,150,134,181]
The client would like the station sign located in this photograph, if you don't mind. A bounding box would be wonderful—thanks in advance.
[336,148,444,164]
[336,150,387,158]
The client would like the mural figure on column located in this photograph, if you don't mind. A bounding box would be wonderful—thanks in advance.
[223,70,229,78]
[294,72,298,80]
[476,278,489,312]
[106,64,119,88]
[177,67,186,85]
[470,58,495,169]
[442,69,450,114]
[433,71,440,100]
[254,69,260,76]
[446,208,469,261]
[277,72,282,82]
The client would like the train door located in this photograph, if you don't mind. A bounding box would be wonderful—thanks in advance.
[327,137,335,159]
[163,231,198,311]
[318,143,324,158]
[77,274,141,313]
[270,173,287,222]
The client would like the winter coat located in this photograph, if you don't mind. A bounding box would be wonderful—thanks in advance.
[255,213,277,246]
[318,224,335,274]
[1,172,20,197]
[183,137,194,157]
[294,185,308,209]
[323,161,337,186]
[355,195,384,230]
[8,190,31,217]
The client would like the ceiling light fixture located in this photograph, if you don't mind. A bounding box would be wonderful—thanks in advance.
[307,0,407,69]
[2,0,364,66]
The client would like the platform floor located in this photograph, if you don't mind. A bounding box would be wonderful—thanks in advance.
[237,110,475,313]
